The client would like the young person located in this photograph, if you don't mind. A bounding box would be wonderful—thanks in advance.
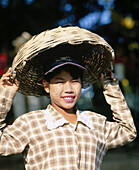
[0,26,137,170]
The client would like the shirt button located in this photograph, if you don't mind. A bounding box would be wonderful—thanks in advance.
[74,131,77,135]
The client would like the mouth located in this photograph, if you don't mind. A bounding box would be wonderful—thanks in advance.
[62,96,75,102]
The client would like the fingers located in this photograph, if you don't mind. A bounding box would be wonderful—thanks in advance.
[1,68,12,78]
[14,79,20,87]
[111,72,117,81]
[105,70,117,81]
[100,70,118,82]
[0,68,19,92]
[0,68,12,85]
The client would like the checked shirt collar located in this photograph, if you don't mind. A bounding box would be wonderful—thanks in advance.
[43,104,95,131]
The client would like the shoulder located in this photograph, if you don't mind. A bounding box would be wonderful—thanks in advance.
[21,110,45,119]
[14,109,46,125]
[79,110,107,138]
[80,110,107,126]
[81,110,106,119]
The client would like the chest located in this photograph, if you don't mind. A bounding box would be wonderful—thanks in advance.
[28,123,105,156]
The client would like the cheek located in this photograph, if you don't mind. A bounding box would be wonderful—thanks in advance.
[75,84,82,98]
[49,85,62,98]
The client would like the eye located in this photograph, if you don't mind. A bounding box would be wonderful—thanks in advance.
[72,79,80,83]
[56,81,64,84]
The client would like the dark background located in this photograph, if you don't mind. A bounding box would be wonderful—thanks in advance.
[0,0,139,169]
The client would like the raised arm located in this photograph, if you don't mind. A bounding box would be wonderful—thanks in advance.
[0,68,19,130]
[101,71,137,149]
[0,68,29,155]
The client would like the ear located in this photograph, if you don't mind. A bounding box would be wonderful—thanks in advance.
[42,79,50,93]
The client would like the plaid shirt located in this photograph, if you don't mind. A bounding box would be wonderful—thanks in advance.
[0,82,136,170]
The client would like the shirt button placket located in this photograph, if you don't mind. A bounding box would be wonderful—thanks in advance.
[74,128,80,169]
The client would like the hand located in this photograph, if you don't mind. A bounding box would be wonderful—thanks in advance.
[100,70,118,82]
[0,68,19,92]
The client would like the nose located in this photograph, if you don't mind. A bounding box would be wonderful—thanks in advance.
[64,81,73,93]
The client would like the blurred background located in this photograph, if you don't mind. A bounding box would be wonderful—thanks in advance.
[0,0,139,169]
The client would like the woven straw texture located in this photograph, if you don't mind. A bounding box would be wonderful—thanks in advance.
[11,26,114,96]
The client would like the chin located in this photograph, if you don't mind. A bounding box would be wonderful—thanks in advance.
[52,100,76,112]
[62,103,76,110]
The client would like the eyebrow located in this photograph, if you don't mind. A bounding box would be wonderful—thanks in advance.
[55,77,80,81]
[55,77,65,80]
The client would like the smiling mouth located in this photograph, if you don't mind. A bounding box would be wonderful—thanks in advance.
[62,96,75,102]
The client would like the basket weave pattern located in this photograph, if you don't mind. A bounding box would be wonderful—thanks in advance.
[11,26,114,96]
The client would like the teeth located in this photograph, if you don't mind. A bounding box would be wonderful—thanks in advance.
[64,97,73,99]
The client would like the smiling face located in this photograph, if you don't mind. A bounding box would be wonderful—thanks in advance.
[43,69,82,114]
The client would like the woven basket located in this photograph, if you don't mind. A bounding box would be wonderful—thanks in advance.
[11,26,114,96]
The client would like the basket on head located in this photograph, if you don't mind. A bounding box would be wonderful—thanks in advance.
[11,26,115,96]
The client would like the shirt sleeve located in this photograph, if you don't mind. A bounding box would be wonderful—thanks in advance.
[0,86,29,156]
[103,81,137,149]
[0,86,16,131]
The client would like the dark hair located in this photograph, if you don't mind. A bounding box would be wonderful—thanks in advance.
[44,64,84,83]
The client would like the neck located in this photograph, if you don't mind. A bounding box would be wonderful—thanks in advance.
[51,103,77,124]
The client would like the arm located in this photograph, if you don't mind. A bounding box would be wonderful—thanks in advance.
[0,68,29,155]
[101,72,136,149]
[0,86,16,132]
[0,68,18,132]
